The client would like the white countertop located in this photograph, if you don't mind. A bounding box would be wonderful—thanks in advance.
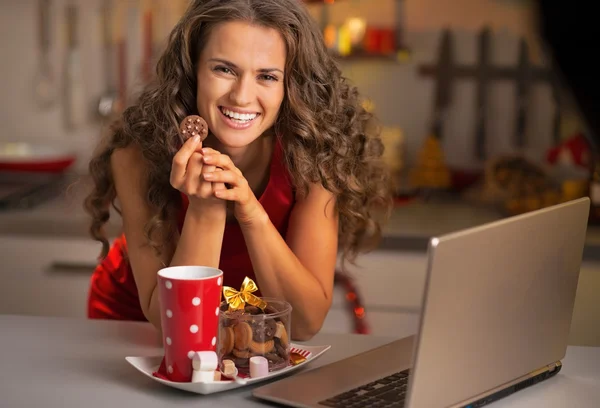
[0,314,599,408]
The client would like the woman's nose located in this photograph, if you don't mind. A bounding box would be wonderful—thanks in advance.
[229,75,255,106]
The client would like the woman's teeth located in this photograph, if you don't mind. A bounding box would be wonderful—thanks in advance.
[221,108,258,123]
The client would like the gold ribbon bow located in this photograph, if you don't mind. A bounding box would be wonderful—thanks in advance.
[222,276,267,311]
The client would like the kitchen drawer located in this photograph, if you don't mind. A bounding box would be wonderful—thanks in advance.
[0,235,101,318]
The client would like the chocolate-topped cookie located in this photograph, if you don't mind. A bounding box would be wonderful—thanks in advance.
[179,115,208,141]
[251,318,278,342]
[244,305,263,315]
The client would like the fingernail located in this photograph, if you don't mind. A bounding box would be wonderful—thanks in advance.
[204,173,214,180]
[193,135,200,144]
[201,148,209,154]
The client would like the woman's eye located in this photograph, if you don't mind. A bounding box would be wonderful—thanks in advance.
[260,74,278,82]
[215,66,233,75]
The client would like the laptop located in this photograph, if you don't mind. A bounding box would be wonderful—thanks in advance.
[253,197,590,408]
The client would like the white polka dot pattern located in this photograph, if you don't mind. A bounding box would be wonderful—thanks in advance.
[165,280,172,289]
[168,365,173,374]
[211,336,216,346]
[190,325,199,334]
[215,307,220,316]
[188,351,195,359]
[217,277,222,286]
[192,297,201,306]
[166,309,172,318]
[166,337,172,345]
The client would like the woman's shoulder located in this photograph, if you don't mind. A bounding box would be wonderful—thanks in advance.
[111,144,146,175]
[110,143,150,193]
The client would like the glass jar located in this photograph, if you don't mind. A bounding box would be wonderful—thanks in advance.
[217,298,292,374]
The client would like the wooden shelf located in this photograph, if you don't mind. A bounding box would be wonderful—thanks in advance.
[332,48,411,63]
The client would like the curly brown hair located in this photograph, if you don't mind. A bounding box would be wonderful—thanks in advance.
[84,0,393,265]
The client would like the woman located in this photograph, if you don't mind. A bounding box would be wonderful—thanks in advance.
[84,0,392,341]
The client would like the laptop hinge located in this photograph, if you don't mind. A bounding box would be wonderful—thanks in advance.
[547,361,561,372]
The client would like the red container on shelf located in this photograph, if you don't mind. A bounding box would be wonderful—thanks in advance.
[363,27,381,54]
[0,143,76,173]
[379,28,396,54]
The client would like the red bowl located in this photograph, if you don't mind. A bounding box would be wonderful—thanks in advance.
[0,143,76,173]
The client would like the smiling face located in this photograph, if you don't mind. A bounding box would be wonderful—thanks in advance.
[196,21,286,149]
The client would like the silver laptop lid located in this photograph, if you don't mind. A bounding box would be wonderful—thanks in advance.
[405,198,590,408]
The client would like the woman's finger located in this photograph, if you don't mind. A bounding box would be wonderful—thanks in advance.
[184,152,204,194]
[214,188,238,201]
[202,170,240,185]
[200,147,219,156]
[200,162,217,174]
[202,150,236,171]
[170,135,202,187]
[211,168,227,192]
[198,163,218,197]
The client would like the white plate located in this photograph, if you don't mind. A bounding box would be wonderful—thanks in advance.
[125,343,331,395]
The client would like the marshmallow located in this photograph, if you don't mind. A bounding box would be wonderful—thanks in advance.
[191,351,218,372]
[221,359,237,378]
[191,370,219,383]
[249,356,269,378]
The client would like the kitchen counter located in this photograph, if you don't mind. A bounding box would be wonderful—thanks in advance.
[2,174,600,259]
[0,174,122,239]
[1,314,599,408]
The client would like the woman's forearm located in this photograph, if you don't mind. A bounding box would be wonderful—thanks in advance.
[146,207,226,333]
[240,213,332,341]
[171,207,226,267]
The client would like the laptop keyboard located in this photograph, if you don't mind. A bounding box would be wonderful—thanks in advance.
[318,369,410,408]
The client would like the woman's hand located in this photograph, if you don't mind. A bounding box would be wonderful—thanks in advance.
[200,147,267,225]
[170,135,226,214]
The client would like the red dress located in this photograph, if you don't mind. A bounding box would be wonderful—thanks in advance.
[87,140,295,321]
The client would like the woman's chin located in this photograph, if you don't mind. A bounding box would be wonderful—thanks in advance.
[210,130,265,149]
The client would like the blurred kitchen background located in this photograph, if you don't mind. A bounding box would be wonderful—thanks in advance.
[1,0,599,346]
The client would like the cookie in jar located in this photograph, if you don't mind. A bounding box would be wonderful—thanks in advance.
[218,278,292,374]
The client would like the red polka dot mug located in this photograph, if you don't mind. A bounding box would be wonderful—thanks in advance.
[156,266,223,382]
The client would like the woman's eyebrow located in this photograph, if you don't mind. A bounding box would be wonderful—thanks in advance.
[208,58,284,75]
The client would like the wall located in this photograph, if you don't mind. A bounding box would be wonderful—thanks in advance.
[405,0,541,59]
[0,0,576,174]
[0,0,186,173]
[306,0,570,171]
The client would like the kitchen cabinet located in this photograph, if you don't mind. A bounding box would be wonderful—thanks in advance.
[323,248,600,347]
[2,232,598,346]
[0,231,428,338]
[569,261,600,346]
[0,235,101,318]
[322,250,428,336]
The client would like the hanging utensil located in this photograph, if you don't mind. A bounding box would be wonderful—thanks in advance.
[121,1,140,108]
[550,74,562,146]
[96,0,119,119]
[430,29,453,140]
[110,1,127,114]
[514,37,530,150]
[33,0,56,109]
[63,3,86,130]
[140,0,154,84]
[474,27,491,161]
[409,29,454,193]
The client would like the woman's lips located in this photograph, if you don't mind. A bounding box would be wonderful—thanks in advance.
[218,106,260,130]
